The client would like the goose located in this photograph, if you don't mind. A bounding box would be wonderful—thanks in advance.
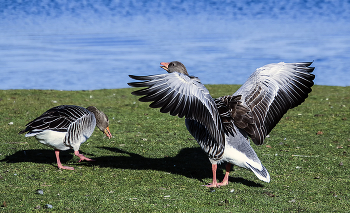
[19,105,112,170]
[128,61,315,187]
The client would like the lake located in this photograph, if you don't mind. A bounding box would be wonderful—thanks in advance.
[1,0,349,90]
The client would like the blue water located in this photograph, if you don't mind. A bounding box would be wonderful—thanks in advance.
[1,0,350,90]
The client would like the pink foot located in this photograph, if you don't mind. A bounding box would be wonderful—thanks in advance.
[203,181,229,188]
[203,164,219,187]
[203,180,229,187]
[217,180,229,187]
[55,150,75,170]
[204,182,219,188]
[74,151,95,162]
[203,163,232,187]
[77,155,95,163]
[58,165,75,170]
[216,163,231,187]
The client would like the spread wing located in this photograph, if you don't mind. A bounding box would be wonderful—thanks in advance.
[128,72,225,154]
[233,62,315,145]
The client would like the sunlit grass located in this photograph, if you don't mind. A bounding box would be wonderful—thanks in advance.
[0,85,349,212]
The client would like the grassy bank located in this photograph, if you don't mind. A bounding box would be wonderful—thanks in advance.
[0,85,349,212]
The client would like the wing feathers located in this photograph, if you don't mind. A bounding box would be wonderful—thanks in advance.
[128,61,314,157]
[128,72,226,160]
[19,105,91,133]
[234,62,315,145]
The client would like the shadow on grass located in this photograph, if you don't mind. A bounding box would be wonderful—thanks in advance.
[93,146,264,187]
[1,147,264,187]
[0,149,75,169]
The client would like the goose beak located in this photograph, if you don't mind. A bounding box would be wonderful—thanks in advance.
[160,62,169,71]
[104,127,112,139]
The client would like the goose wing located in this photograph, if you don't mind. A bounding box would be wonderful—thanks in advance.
[128,72,225,154]
[233,62,315,145]
[64,111,96,147]
[19,105,92,135]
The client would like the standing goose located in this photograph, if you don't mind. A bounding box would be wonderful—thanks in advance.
[19,105,112,170]
[128,61,315,187]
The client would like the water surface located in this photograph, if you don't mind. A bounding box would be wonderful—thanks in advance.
[1,0,349,90]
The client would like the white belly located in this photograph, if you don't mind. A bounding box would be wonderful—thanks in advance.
[32,130,70,151]
[222,134,263,171]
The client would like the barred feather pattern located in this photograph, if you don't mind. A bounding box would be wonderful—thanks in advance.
[128,73,226,159]
[20,105,92,133]
[19,105,96,148]
[233,62,315,145]
[64,113,96,147]
[214,95,254,137]
[128,61,315,163]
[185,119,223,161]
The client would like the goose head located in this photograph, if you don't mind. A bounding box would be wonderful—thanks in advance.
[86,106,112,139]
[160,61,189,76]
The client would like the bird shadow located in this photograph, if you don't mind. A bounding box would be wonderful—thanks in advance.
[92,146,264,187]
[1,147,263,187]
[0,149,75,169]
[93,146,212,182]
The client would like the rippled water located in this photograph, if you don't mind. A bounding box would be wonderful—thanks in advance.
[1,0,350,90]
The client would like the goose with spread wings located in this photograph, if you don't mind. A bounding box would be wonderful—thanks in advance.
[19,105,112,170]
[128,61,315,187]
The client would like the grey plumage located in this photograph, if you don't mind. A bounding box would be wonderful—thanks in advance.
[19,105,111,170]
[233,62,315,145]
[128,61,315,186]
[129,72,225,160]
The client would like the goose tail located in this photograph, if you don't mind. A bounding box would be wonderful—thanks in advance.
[246,162,270,183]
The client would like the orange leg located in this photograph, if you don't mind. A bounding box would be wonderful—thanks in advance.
[55,149,74,170]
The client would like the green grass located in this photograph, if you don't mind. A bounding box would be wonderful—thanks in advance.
[0,85,350,212]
